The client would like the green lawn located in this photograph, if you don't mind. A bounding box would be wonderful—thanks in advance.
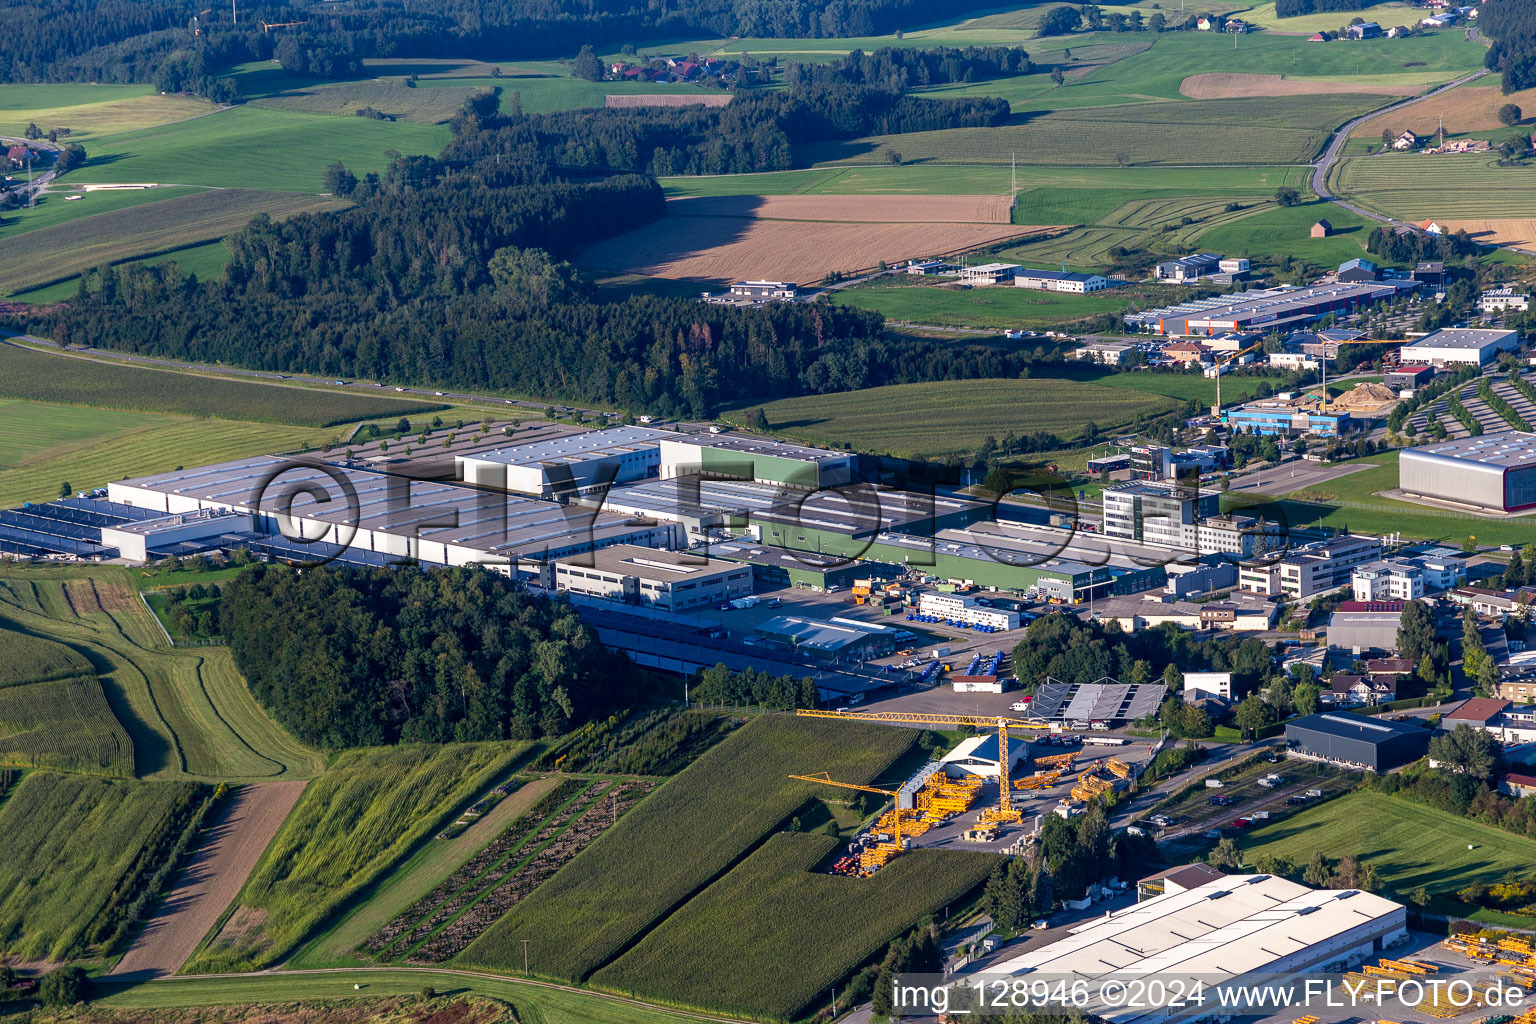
[733,378,1178,457]
[1232,449,1536,547]
[0,83,216,139]
[69,105,450,193]
[1194,200,1378,268]
[1241,790,1536,895]
[831,280,1137,329]
[0,188,340,296]
[93,970,709,1024]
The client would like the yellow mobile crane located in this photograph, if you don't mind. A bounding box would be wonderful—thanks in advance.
[789,772,903,871]
[796,709,1052,826]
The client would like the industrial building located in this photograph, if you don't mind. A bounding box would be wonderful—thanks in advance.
[1224,400,1351,437]
[727,280,797,300]
[939,734,1028,780]
[1479,288,1530,313]
[707,539,873,592]
[1400,432,1536,513]
[1025,677,1165,722]
[107,455,677,571]
[1399,327,1521,367]
[1153,253,1247,283]
[748,615,895,661]
[958,262,1019,286]
[656,433,855,489]
[916,591,1020,630]
[1132,281,1416,337]
[456,426,671,498]
[1336,257,1379,283]
[1014,268,1110,292]
[752,487,989,551]
[994,873,1407,1024]
[541,544,752,612]
[1329,600,1406,654]
[1383,365,1433,391]
[1286,712,1430,770]
[1351,560,1424,602]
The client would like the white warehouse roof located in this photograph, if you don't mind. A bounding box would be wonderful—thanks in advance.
[991,874,1404,1023]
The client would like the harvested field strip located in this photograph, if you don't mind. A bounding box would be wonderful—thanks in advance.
[0,189,344,295]
[456,716,921,982]
[411,780,654,963]
[665,193,1012,223]
[367,778,590,957]
[1350,83,1536,137]
[1438,219,1536,248]
[1180,73,1419,99]
[111,780,307,978]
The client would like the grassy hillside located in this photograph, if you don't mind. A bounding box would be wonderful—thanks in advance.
[457,715,920,982]
[191,742,529,972]
[0,566,325,783]
[733,378,1177,458]
[1240,790,1536,895]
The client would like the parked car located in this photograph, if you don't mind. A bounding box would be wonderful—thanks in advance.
[1208,795,1233,806]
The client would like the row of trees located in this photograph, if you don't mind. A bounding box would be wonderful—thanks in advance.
[222,565,635,747]
[0,0,1009,86]
[783,45,1034,92]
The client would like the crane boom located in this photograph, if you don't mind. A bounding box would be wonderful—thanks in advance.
[795,709,1045,824]
[789,772,900,847]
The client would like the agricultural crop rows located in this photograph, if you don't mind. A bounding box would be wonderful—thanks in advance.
[0,676,134,776]
[1336,155,1536,220]
[366,778,588,956]
[1004,195,1270,267]
[409,780,653,963]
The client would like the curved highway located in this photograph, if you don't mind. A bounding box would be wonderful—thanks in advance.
[1309,66,1490,224]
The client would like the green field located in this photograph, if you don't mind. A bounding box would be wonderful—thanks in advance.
[1335,153,1536,221]
[832,279,1136,329]
[0,189,341,295]
[15,239,235,303]
[0,565,326,783]
[732,378,1178,458]
[0,771,199,960]
[458,716,921,982]
[1240,790,1536,895]
[1234,449,1536,547]
[1092,369,1290,404]
[805,94,1390,167]
[240,74,488,124]
[192,742,530,973]
[0,83,217,140]
[592,833,998,1019]
[1241,0,1421,32]
[0,185,212,244]
[1193,200,1377,267]
[69,105,450,193]
[0,675,134,776]
[0,623,91,684]
[92,969,710,1024]
[660,163,1311,198]
[0,344,447,425]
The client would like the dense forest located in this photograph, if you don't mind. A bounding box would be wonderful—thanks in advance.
[1481,0,1536,93]
[442,84,1008,176]
[22,89,1055,417]
[0,0,1004,84]
[1273,0,1387,17]
[221,564,631,747]
[782,45,1035,91]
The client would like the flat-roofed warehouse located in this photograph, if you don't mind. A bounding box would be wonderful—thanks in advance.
[1138,281,1415,337]
[542,544,752,612]
[752,487,990,549]
[456,425,672,499]
[658,433,855,489]
[1398,327,1520,367]
[991,873,1407,1024]
[107,455,676,570]
[1285,712,1430,770]
[1400,431,1536,513]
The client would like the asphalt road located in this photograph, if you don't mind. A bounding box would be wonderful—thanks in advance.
[1309,67,1491,223]
[0,134,61,202]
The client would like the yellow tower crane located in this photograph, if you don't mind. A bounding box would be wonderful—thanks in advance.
[789,771,903,871]
[795,709,1052,826]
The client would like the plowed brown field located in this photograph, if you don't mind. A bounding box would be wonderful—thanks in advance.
[579,193,1047,285]
[110,781,306,979]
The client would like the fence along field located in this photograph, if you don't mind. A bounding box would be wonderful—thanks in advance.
[0,566,325,783]
[0,188,345,296]
[593,833,999,1019]
[0,771,201,961]
[577,193,1045,285]
[0,344,449,426]
[457,715,921,982]
[189,741,530,973]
